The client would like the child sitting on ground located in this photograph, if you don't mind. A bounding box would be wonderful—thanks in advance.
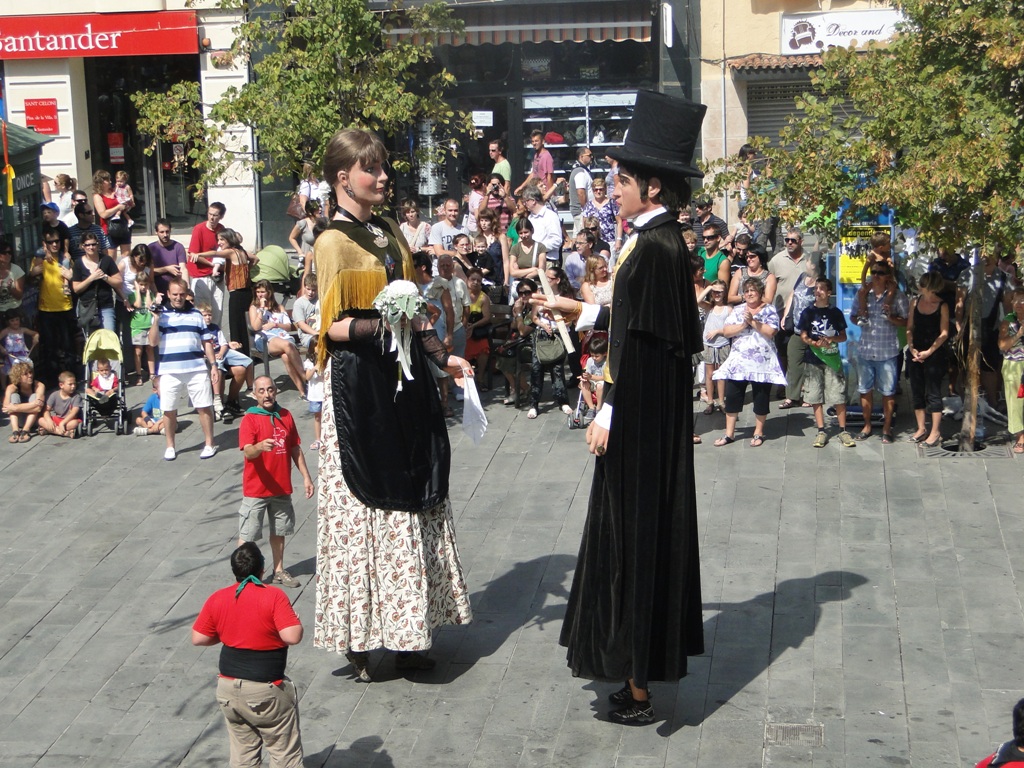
[86,358,119,401]
[579,334,608,419]
[135,376,167,436]
[38,370,83,438]
[3,361,45,443]
[0,308,38,390]
[304,337,323,451]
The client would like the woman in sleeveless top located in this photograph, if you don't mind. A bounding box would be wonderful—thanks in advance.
[507,218,545,301]
[218,229,258,357]
[727,245,776,305]
[906,272,949,447]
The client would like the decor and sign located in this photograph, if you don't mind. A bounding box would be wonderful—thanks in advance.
[0,11,198,60]
[24,98,58,135]
[780,10,904,56]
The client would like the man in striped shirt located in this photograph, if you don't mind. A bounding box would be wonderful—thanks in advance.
[149,278,217,461]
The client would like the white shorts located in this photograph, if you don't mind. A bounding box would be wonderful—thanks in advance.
[160,370,214,412]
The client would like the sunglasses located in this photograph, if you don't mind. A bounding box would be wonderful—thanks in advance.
[519,290,534,296]
[784,238,800,244]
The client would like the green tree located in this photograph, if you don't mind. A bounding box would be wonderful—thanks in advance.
[131,0,464,194]
[703,0,1024,450]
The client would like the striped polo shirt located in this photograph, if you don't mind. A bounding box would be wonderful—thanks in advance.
[156,305,213,375]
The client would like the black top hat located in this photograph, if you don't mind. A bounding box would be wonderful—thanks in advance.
[607,90,707,179]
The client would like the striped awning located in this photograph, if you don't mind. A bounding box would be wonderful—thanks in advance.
[391,2,651,46]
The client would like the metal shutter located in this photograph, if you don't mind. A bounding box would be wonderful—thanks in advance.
[746,80,813,145]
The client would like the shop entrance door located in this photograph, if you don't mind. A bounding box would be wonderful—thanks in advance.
[83,55,206,235]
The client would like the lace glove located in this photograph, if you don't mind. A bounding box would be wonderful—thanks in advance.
[416,329,450,369]
[348,317,381,342]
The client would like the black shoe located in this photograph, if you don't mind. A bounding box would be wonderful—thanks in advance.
[608,700,655,725]
[608,683,651,706]
[394,651,436,671]
[224,399,243,415]
[345,650,371,682]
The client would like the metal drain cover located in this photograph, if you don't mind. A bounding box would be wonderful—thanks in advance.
[765,723,825,747]
[918,442,1013,459]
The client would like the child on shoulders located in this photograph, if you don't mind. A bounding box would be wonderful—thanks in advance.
[38,370,83,438]
[135,376,167,436]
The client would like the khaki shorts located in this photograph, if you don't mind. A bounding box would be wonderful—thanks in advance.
[216,677,302,768]
[802,363,846,407]
[238,495,295,541]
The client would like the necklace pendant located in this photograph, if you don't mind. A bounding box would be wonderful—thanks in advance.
[374,234,388,248]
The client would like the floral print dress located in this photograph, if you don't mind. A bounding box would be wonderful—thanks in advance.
[712,303,786,385]
[313,363,473,654]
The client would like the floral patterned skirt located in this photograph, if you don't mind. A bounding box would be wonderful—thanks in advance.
[313,365,473,655]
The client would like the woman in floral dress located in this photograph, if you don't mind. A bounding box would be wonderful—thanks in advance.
[312,128,473,682]
[712,277,786,447]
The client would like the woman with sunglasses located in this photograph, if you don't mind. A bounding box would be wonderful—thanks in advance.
[71,232,122,333]
[581,181,620,254]
[495,278,536,406]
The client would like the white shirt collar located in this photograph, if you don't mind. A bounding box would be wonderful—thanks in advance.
[631,206,667,228]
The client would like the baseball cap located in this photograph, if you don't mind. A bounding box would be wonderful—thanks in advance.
[40,202,60,213]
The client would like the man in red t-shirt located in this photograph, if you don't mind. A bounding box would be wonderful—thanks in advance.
[238,376,313,589]
[193,542,304,768]
[976,698,1024,768]
[189,202,226,321]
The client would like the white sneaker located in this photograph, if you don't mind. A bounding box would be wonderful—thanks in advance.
[527,408,538,419]
[134,426,149,437]
[199,445,217,460]
[163,447,176,461]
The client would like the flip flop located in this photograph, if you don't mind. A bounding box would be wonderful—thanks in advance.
[713,435,735,447]
[881,433,894,444]
[693,434,702,444]
[17,430,31,443]
[853,431,871,441]
[1013,442,1024,454]
[750,434,765,447]
[8,432,19,444]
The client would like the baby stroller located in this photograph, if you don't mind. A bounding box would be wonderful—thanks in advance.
[81,328,130,436]
[567,330,608,429]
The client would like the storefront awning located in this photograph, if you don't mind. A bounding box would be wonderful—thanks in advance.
[391,2,651,46]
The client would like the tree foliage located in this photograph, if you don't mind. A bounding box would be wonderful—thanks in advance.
[131,0,465,198]
[702,0,1024,251]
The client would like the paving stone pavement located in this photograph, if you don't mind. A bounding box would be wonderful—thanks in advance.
[1,366,1023,767]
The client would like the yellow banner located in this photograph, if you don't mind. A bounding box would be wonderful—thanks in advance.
[838,224,890,284]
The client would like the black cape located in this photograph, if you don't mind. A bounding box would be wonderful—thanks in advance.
[559,210,705,683]
[325,219,451,513]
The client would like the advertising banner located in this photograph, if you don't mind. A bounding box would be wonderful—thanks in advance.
[780,10,903,56]
[0,12,198,60]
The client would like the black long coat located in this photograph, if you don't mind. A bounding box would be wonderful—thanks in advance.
[559,210,705,683]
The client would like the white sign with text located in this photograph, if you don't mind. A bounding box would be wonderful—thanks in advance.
[780,10,904,55]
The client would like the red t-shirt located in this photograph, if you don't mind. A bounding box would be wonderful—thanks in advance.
[239,409,299,497]
[193,583,300,650]
[188,222,223,278]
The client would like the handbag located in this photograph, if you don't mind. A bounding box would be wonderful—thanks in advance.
[107,219,128,241]
[468,311,490,340]
[535,332,566,364]
[495,330,527,358]
[76,293,99,333]
[286,193,304,219]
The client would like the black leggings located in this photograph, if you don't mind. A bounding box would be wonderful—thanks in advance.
[228,288,252,357]
[907,351,946,413]
[724,379,772,416]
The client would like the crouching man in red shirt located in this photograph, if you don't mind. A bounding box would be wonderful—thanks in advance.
[192,542,304,768]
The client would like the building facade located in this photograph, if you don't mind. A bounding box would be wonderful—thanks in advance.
[0,1,256,246]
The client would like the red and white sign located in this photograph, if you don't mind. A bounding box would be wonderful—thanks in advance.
[0,11,198,60]
[24,98,59,135]
[108,132,125,165]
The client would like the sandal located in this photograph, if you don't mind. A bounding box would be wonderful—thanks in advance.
[853,431,871,441]
[749,434,765,447]
[17,430,31,443]
[713,435,735,447]
[702,402,714,415]
[778,399,797,409]
[907,432,927,443]
[1014,442,1024,455]
[881,433,894,445]
[8,431,20,444]
[693,434,702,444]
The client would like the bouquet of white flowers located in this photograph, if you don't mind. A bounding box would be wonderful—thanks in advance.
[373,279,427,393]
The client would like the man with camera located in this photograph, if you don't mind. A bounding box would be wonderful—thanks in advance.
[149,277,218,461]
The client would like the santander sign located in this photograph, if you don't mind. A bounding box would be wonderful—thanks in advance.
[0,11,198,60]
